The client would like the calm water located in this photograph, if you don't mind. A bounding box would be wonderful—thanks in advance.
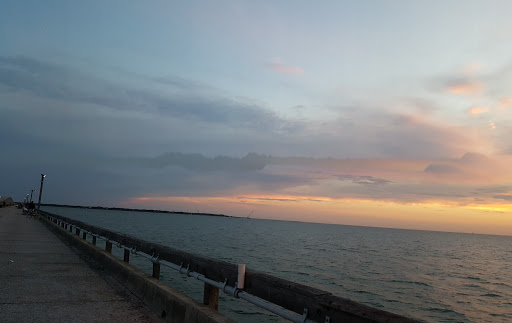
[42,206,512,322]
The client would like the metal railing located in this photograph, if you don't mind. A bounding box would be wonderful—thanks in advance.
[39,210,418,323]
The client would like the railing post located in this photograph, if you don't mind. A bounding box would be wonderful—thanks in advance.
[105,241,112,253]
[75,228,80,236]
[203,283,219,311]
[123,249,130,263]
[82,231,86,240]
[92,236,96,246]
[152,263,160,279]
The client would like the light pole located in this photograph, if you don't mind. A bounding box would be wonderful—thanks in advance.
[30,189,36,203]
[25,194,29,205]
[37,174,46,210]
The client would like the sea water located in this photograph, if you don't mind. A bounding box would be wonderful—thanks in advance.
[42,206,512,322]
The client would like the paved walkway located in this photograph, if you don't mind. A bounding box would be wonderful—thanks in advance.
[0,206,161,323]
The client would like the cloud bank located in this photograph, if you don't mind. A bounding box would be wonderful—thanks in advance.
[1,56,512,234]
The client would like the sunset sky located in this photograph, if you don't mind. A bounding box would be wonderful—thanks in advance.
[1,1,512,235]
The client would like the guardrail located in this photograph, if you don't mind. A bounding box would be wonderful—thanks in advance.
[39,210,418,323]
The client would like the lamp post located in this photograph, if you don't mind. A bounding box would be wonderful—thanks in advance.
[37,174,46,210]
[30,189,36,203]
[25,194,29,205]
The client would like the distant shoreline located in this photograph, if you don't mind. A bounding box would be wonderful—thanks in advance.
[41,203,231,218]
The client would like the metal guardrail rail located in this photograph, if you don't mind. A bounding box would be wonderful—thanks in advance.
[39,210,418,323]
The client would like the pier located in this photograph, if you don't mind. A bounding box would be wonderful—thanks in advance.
[1,205,418,322]
[0,206,161,322]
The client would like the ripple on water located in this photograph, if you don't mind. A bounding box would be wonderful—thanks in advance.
[425,307,458,314]
[464,283,483,288]
[352,289,380,297]
[390,279,432,287]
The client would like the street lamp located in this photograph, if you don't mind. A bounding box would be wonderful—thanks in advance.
[37,174,46,210]
[25,194,29,205]
[30,189,36,203]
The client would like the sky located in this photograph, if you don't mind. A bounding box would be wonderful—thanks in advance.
[1,1,512,235]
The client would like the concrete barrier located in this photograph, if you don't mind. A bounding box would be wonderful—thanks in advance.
[40,216,235,323]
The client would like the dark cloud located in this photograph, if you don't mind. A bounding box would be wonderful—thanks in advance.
[382,115,469,158]
[0,151,310,205]
[0,56,76,100]
[151,95,281,127]
[493,195,512,201]
[243,196,299,202]
[0,55,479,161]
[0,55,288,131]
[305,107,476,159]
[151,76,204,89]
[241,196,327,202]
[472,186,512,195]
[337,175,392,185]
[125,152,270,172]
[0,56,68,76]
[424,164,460,174]
[459,152,489,164]
[424,153,491,175]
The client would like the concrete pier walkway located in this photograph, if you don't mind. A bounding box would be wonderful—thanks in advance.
[0,206,160,323]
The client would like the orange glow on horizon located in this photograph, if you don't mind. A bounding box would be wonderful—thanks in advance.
[128,194,512,210]
[121,194,512,235]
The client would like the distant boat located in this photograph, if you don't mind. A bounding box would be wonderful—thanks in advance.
[247,210,254,219]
